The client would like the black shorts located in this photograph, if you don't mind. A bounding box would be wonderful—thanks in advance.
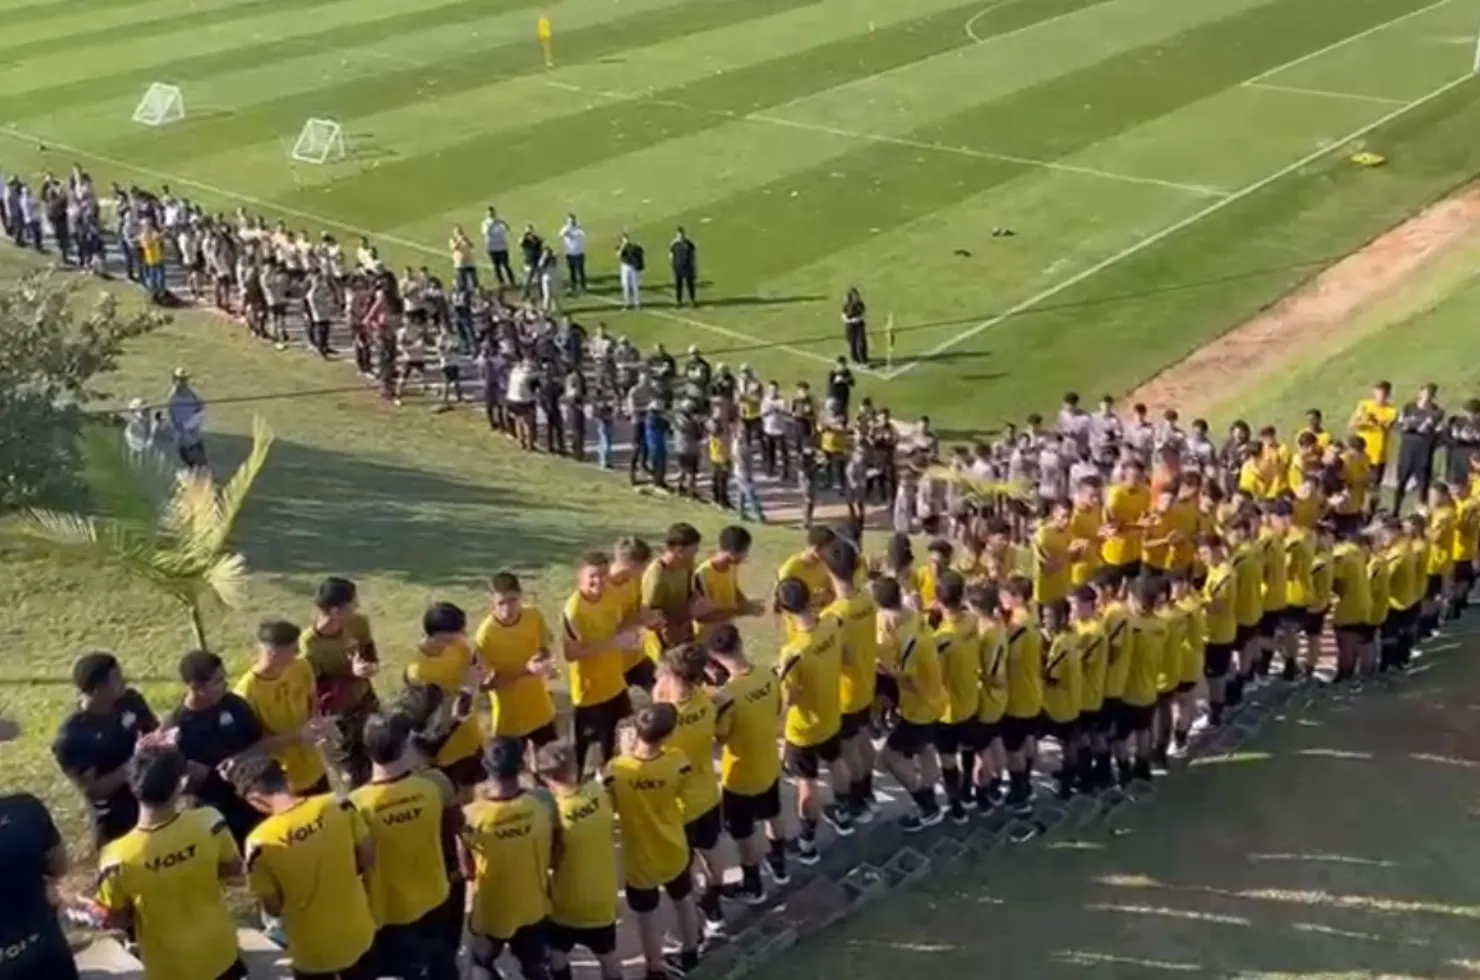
[874,673,899,706]
[999,715,1037,753]
[1426,574,1444,600]
[1301,609,1327,637]
[1176,680,1197,694]
[1079,708,1108,734]
[1258,609,1285,637]
[624,659,657,692]
[375,906,455,980]
[885,718,935,758]
[1106,561,1142,588]
[548,921,617,957]
[1235,623,1258,648]
[440,751,485,790]
[684,803,723,852]
[839,707,871,740]
[1334,624,1370,645]
[471,920,548,973]
[783,733,842,780]
[933,719,983,755]
[626,865,693,914]
[1204,642,1234,678]
[215,960,248,980]
[293,946,376,980]
[677,451,700,475]
[573,691,632,766]
[1116,701,1155,739]
[518,721,560,750]
[721,780,782,840]
[1039,715,1078,744]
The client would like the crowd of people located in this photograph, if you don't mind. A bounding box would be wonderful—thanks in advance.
[7,161,1480,980]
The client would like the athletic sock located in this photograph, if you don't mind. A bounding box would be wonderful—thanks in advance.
[1173,728,1189,750]
[552,967,574,980]
[680,948,700,970]
[1209,701,1224,725]
[848,779,868,810]
[941,766,963,805]
[741,863,762,894]
[911,787,939,814]
[801,818,818,842]
[768,836,786,861]
[699,886,722,920]
[861,771,875,800]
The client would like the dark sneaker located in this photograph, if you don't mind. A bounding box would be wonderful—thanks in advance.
[796,837,820,866]
[822,803,856,837]
[919,805,945,828]
[764,852,791,886]
[949,801,969,826]
[899,813,925,833]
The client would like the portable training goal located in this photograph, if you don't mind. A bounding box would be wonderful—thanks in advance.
[131,83,185,127]
[290,118,347,165]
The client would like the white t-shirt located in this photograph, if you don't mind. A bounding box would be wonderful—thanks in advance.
[560,223,586,257]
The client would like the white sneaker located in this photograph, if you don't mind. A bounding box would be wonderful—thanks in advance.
[1189,715,1210,734]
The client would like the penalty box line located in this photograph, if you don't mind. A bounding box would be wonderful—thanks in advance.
[0,125,872,376]
[884,70,1476,380]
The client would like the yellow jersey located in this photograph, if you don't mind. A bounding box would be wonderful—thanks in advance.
[464,793,552,940]
[1386,542,1418,611]
[1068,506,1103,586]
[1330,543,1371,626]
[1283,527,1316,610]
[935,612,982,724]
[233,661,325,794]
[715,667,782,796]
[606,749,690,889]
[404,638,483,768]
[1033,523,1072,605]
[1003,612,1044,719]
[1427,505,1457,575]
[1157,604,1187,694]
[350,773,451,928]
[474,609,556,738]
[1102,483,1150,566]
[667,689,719,819]
[1122,614,1165,708]
[1232,542,1264,628]
[1202,562,1238,645]
[1366,553,1391,627]
[1178,595,1206,685]
[1041,632,1081,724]
[825,590,878,715]
[693,556,742,618]
[550,783,619,930]
[894,612,944,725]
[562,588,628,708]
[1100,602,1132,700]
[1352,398,1397,465]
[1075,619,1107,713]
[977,619,1008,724]
[778,613,843,747]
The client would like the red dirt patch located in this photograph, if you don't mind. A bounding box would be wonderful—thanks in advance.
[1128,183,1480,415]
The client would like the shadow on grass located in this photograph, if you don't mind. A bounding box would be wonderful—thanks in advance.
[207,431,595,587]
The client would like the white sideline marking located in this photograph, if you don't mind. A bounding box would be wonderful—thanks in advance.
[0,125,868,374]
[1244,0,1462,85]
[885,12,1475,381]
[962,0,1015,43]
[1242,80,1410,105]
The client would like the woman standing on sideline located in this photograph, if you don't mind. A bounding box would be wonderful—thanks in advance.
[842,287,868,365]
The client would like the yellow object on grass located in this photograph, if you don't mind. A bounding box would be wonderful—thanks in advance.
[1351,151,1386,168]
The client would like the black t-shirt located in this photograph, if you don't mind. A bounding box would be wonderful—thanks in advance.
[163,693,263,841]
[51,689,158,841]
[828,368,855,405]
[0,793,68,963]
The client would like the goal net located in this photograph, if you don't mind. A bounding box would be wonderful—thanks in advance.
[131,83,185,127]
[290,118,347,165]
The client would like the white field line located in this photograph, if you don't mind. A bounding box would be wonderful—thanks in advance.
[1244,0,1462,84]
[546,79,1228,196]
[1241,80,1410,105]
[0,125,867,373]
[884,71,1476,379]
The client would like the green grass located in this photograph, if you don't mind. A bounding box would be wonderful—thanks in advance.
[0,0,1477,428]
[0,251,800,841]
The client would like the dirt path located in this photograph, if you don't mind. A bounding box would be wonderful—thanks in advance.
[1127,183,1480,416]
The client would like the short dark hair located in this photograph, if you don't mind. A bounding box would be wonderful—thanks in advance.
[72,651,119,695]
[362,712,414,766]
[1130,576,1159,608]
[822,540,858,580]
[489,572,520,594]
[717,525,751,555]
[315,576,357,611]
[707,623,740,656]
[615,537,651,564]
[936,570,966,610]
[806,526,836,550]
[665,522,702,549]
[178,649,223,686]
[423,601,468,637]
[776,577,811,614]
[129,746,187,807]
[871,575,903,611]
[484,736,525,780]
[635,703,678,744]
[533,741,577,783]
[257,619,301,648]
[394,681,445,733]
[965,582,998,612]
[226,755,288,798]
[1003,575,1034,602]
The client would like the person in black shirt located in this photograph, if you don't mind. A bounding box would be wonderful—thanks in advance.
[670,227,697,306]
[518,224,544,300]
[162,650,265,847]
[842,287,867,365]
[1393,383,1445,514]
[1,714,79,980]
[52,651,160,849]
[1445,399,1480,485]
[826,357,856,419]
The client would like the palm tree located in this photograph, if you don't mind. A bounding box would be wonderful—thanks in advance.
[16,417,273,649]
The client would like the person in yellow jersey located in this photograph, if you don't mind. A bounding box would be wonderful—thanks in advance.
[1449,479,1480,616]
[1068,477,1105,588]
[1255,502,1293,680]
[776,526,839,630]
[536,13,553,66]
[1070,586,1109,791]
[1227,517,1265,705]
[351,713,459,980]
[1290,470,1325,532]
[653,645,729,939]
[1275,499,1316,681]
[1169,474,1202,574]
[1382,517,1421,670]
[643,523,705,657]
[474,572,559,749]
[873,576,945,831]
[1039,602,1082,800]
[609,536,661,691]
[1363,530,1391,679]
[1120,577,1164,785]
[1348,380,1397,502]
[1033,498,1074,621]
[299,577,380,790]
[999,576,1044,813]
[918,537,954,615]
[1170,574,1205,755]
[1332,435,1372,531]
[463,738,554,980]
[93,747,247,980]
[563,551,654,773]
[693,526,766,635]
[775,576,855,856]
[1303,522,1336,672]
[607,705,704,980]
[1150,577,1185,771]
[1422,484,1457,637]
[234,620,334,797]
[708,624,790,900]
[1090,571,1132,787]
[822,542,880,822]
[932,571,982,824]
[1196,534,1237,730]
[533,742,622,980]
[405,602,486,793]
[967,583,1009,810]
[1102,458,1151,586]
[232,756,378,980]
[1329,527,1372,681]
[1297,408,1335,456]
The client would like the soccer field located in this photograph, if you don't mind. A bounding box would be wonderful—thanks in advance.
[2,0,1479,424]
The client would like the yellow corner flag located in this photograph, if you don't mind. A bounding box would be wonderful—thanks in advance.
[537,15,553,66]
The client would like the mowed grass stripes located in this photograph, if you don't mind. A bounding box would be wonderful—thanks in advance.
[0,0,1476,427]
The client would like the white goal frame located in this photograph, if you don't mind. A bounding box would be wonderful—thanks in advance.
[289,118,347,165]
[131,83,185,127]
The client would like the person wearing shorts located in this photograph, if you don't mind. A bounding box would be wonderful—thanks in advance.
[1039,598,1082,799]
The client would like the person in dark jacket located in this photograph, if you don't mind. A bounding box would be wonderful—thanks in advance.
[670,227,697,307]
[1392,383,1445,513]
[842,286,868,365]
